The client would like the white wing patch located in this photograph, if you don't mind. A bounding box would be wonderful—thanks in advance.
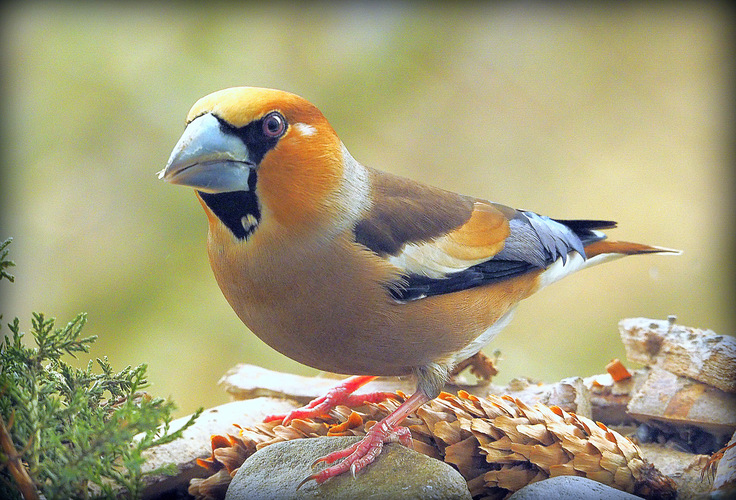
[387,238,492,279]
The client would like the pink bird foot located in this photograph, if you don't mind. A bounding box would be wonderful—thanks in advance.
[297,390,431,487]
[264,375,398,425]
[300,421,412,487]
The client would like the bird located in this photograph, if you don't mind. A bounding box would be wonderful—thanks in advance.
[159,86,678,485]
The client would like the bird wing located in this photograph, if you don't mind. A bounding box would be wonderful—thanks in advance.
[384,200,511,279]
[353,168,612,301]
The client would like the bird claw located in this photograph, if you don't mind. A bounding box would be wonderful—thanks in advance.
[295,474,318,491]
[299,421,413,486]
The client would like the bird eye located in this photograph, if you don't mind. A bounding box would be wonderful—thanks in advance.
[262,112,286,138]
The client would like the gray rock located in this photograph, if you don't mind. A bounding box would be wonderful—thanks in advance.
[225,435,471,500]
[507,476,643,500]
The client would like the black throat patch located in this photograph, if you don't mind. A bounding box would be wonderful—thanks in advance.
[198,172,260,240]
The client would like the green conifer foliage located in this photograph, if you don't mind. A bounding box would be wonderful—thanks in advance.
[0,238,201,499]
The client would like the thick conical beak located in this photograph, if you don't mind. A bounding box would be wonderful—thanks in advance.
[158,113,254,193]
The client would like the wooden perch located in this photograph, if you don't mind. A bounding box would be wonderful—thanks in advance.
[219,364,422,403]
[619,317,736,393]
[627,367,736,436]
[585,371,647,425]
[499,376,591,418]
[710,431,736,494]
[219,364,592,418]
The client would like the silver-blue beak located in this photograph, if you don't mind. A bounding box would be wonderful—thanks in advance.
[158,113,254,193]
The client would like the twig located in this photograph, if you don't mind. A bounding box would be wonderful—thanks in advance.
[0,412,40,500]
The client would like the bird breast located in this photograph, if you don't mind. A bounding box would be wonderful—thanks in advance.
[204,217,540,376]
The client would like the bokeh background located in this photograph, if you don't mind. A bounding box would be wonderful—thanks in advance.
[1,4,733,417]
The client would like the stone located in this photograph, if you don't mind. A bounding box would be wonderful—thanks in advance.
[507,476,643,500]
[225,435,472,500]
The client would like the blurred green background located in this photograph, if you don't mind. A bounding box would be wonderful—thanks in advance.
[1,4,733,417]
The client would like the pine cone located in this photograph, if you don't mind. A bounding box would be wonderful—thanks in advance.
[423,391,676,499]
[189,391,676,500]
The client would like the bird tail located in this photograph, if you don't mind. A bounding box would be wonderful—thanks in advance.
[555,218,681,260]
[583,240,682,259]
[532,223,679,289]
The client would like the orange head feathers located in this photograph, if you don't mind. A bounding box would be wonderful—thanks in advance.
[163,87,351,238]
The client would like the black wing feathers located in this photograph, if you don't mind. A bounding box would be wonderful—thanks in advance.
[552,218,615,246]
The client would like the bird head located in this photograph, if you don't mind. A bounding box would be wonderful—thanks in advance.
[160,87,358,240]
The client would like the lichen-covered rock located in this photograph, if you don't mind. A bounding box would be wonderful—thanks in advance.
[225,436,471,500]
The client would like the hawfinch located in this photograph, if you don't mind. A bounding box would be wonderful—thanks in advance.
[159,87,677,484]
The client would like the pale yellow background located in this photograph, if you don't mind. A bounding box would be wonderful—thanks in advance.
[1,4,733,416]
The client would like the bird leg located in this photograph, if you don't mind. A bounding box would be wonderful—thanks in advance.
[299,390,431,486]
[264,375,398,425]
